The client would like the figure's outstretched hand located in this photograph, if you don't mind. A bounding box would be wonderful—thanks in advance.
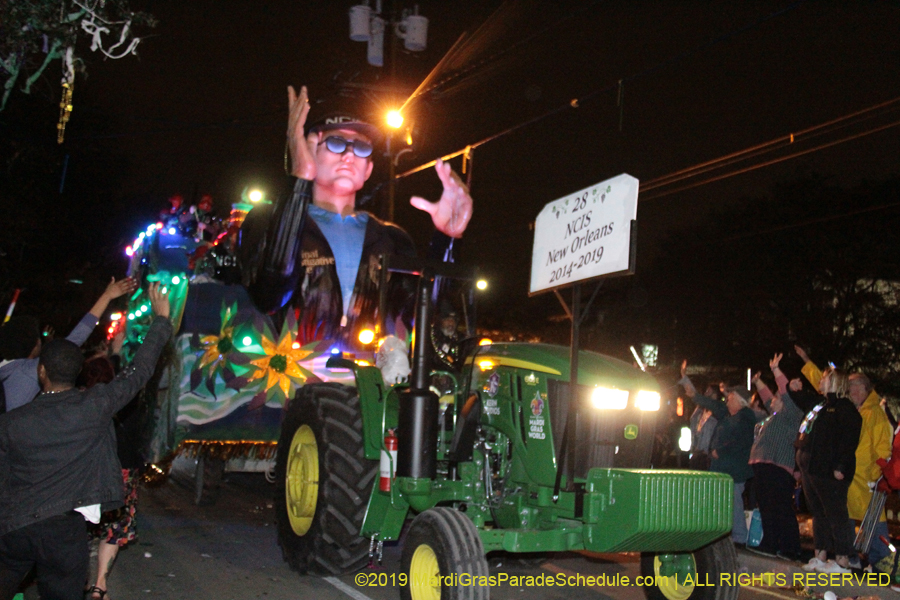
[794,344,810,363]
[751,371,762,385]
[410,159,473,238]
[287,85,316,180]
[680,359,688,379]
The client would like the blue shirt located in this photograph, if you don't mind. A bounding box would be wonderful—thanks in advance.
[309,205,369,318]
[0,312,98,411]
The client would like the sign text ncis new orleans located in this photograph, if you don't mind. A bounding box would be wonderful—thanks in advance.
[529,173,639,295]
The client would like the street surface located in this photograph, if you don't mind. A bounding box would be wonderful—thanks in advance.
[18,458,892,600]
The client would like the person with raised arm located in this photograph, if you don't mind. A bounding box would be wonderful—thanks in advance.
[0,284,171,600]
[679,359,756,546]
[747,353,804,560]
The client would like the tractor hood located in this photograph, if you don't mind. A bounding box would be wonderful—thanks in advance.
[470,342,659,392]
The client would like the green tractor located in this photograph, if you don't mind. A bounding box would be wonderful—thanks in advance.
[272,257,737,600]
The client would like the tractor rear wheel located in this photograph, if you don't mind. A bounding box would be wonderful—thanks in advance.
[640,537,738,600]
[400,508,489,600]
[274,382,377,575]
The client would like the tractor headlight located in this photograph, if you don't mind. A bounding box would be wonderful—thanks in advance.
[635,390,661,411]
[678,426,692,452]
[590,386,629,410]
[478,359,495,371]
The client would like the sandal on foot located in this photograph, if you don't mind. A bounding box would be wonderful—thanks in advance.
[85,586,108,600]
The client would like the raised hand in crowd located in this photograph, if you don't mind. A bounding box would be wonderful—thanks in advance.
[769,352,783,371]
[148,283,170,319]
[89,277,138,319]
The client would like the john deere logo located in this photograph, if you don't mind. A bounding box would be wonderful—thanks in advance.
[623,424,639,440]
[487,372,500,398]
[531,391,544,416]
[524,372,538,386]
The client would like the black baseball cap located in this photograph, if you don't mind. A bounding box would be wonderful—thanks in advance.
[306,96,383,143]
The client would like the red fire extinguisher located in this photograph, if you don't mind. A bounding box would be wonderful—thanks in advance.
[379,429,398,492]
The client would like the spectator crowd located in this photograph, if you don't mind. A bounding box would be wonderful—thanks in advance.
[0,279,171,600]
[679,345,897,576]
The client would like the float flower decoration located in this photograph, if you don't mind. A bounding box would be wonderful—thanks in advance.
[189,302,250,396]
[231,312,330,411]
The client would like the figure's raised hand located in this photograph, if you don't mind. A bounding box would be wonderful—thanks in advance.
[287,85,316,180]
[751,371,762,385]
[794,344,810,363]
[680,359,688,379]
[410,159,473,238]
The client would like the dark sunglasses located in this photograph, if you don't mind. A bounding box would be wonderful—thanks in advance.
[319,136,373,158]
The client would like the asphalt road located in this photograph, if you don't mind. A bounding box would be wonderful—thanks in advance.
[24,459,891,600]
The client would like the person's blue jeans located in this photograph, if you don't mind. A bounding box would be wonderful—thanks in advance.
[733,481,748,543]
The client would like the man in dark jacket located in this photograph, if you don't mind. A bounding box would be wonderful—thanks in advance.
[0,284,171,600]
[680,360,757,545]
[239,85,473,351]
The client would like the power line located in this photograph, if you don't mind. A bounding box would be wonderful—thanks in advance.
[695,198,900,246]
[640,115,900,201]
[640,96,900,195]
[397,1,806,180]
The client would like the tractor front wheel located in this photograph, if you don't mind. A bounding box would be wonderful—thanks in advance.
[274,383,377,575]
[640,537,738,600]
[400,508,489,600]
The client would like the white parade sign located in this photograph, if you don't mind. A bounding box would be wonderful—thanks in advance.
[529,173,639,295]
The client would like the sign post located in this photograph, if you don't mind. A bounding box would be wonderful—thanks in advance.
[529,173,639,500]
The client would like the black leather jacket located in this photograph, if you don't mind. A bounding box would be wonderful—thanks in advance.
[240,177,451,351]
[0,317,172,535]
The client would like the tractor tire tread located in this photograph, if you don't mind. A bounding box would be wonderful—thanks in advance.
[275,382,377,576]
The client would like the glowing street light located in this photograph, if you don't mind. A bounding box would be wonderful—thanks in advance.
[248,189,264,203]
[386,110,404,129]
[476,279,488,291]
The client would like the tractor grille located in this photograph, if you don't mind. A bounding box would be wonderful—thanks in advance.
[546,380,656,477]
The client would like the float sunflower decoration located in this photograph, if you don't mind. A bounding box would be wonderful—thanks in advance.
[233,312,329,410]
[190,302,250,395]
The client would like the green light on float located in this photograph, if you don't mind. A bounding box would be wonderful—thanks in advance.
[172,276,181,285]
[242,336,253,347]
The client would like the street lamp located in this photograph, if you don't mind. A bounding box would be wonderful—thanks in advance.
[385,108,406,222]
[386,110,404,129]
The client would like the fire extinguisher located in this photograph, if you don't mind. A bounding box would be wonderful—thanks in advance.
[379,429,398,492]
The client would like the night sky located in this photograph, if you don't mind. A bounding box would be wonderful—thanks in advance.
[3,1,900,369]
